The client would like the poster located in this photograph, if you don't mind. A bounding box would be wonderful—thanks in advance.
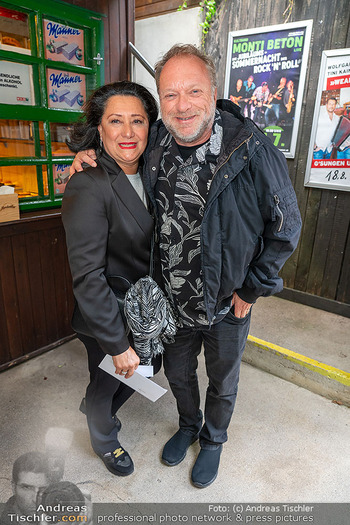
[53,163,71,194]
[305,49,350,192]
[46,68,86,110]
[224,21,313,158]
[43,19,85,66]
[0,60,34,105]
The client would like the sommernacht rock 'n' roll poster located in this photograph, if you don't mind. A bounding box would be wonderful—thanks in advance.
[224,21,313,158]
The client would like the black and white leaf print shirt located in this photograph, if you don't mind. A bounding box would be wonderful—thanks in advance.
[155,111,226,327]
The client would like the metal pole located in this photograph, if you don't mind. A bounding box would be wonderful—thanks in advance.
[129,42,155,78]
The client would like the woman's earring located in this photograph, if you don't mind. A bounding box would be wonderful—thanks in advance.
[99,134,103,149]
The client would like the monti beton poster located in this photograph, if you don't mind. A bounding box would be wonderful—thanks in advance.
[224,21,313,158]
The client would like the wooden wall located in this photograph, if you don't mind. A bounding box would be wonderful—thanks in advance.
[205,0,350,316]
[135,0,200,20]
[66,0,135,82]
[0,214,75,370]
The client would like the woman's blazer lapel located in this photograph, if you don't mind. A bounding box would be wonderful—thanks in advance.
[110,171,154,238]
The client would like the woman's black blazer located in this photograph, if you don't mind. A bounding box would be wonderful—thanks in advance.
[61,156,154,356]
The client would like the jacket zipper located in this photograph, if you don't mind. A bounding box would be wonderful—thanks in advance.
[213,132,253,177]
[203,132,253,325]
[274,194,284,232]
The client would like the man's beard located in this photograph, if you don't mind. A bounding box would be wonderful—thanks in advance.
[161,103,216,145]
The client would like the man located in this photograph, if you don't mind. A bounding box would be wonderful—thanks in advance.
[243,74,255,96]
[313,97,340,159]
[251,81,270,128]
[229,78,247,113]
[70,44,301,489]
[1,452,51,524]
[242,75,255,118]
[283,80,297,120]
[265,76,287,126]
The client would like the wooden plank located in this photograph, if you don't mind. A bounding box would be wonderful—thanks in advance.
[294,189,321,291]
[321,193,350,299]
[136,0,200,19]
[0,237,23,361]
[337,231,350,304]
[51,227,72,338]
[0,214,62,239]
[11,234,37,354]
[127,0,135,78]
[109,0,123,81]
[101,0,111,84]
[328,0,350,48]
[277,288,350,319]
[0,270,11,365]
[118,0,128,79]
[306,191,337,296]
[63,241,75,337]
[108,0,133,81]
[0,335,76,373]
[286,1,334,289]
[25,231,48,349]
[280,246,299,289]
[0,218,75,368]
[136,0,197,6]
[39,228,59,343]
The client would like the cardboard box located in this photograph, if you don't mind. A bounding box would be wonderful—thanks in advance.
[0,193,20,223]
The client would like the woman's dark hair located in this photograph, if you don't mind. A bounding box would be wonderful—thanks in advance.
[67,81,158,153]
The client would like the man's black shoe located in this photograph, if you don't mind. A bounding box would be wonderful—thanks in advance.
[79,398,122,432]
[162,429,199,466]
[191,446,222,488]
[99,446,134,476]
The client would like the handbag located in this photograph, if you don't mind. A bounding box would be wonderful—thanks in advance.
[124,275,177,365]
[107,233,177,364]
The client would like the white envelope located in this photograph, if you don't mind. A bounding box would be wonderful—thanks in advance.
[136,365,154,377]
[98,355,167,402]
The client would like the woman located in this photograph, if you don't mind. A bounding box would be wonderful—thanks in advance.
[61,81,158,477]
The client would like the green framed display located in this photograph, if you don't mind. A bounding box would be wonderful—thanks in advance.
[0,0,104,210]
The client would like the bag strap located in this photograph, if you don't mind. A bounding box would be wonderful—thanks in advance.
[148,229,155,278]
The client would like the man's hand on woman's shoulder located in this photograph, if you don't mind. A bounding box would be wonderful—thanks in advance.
[69,149,98,176]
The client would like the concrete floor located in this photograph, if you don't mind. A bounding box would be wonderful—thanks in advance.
[250,296,350,371]
[1,321,349,504]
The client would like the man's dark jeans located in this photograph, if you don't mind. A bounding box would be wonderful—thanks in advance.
[163,308,251,450]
